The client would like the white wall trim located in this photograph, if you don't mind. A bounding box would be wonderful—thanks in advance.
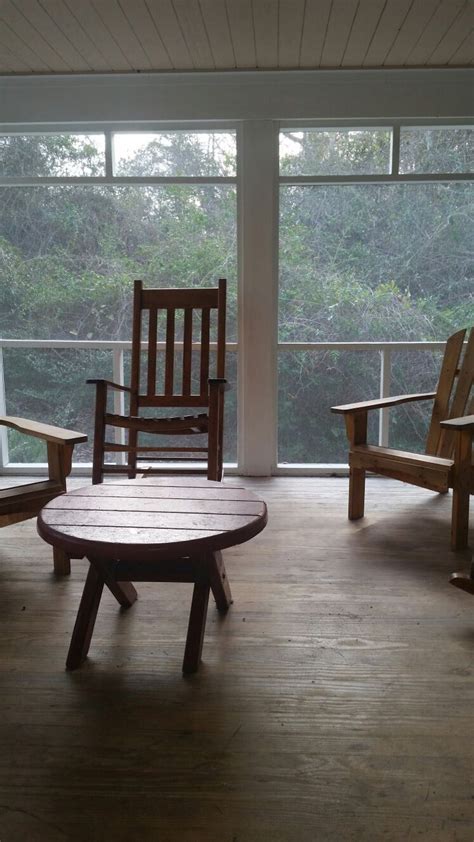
[0,69,472,124]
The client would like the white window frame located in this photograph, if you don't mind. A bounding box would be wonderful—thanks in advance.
[0,121,240,475]
[276,117,474,474]
[0,116,473,476]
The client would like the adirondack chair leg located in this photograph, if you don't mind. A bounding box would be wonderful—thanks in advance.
[345,411,368,520]
[47,442,72,574]
[451,429,471,551]
[348,468,366,520]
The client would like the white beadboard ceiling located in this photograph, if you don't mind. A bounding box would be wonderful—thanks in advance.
[0,0,472,75]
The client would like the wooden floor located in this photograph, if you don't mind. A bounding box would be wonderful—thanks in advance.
[0,477,473,842]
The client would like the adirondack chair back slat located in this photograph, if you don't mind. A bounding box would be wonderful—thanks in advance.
[426,327,474,458]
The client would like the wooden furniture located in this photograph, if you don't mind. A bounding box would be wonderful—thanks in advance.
[88,279,228,484]
[332,327,474,551]
[442,414,474,594]
[37,477,267,672]
[0,416,87,575]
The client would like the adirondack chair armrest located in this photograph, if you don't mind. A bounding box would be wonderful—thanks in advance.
[440,415,474,431]
[87,379,134,394]
[208,378,230,392]
[331,392,436,415]
[0,415,87,486]
[0,415,87,446]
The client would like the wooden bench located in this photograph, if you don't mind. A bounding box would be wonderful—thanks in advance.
[0,416,87,575]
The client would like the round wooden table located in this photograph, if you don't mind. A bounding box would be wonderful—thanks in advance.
[37,477,267,673]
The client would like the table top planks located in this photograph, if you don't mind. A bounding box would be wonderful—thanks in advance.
[37,478,268,561]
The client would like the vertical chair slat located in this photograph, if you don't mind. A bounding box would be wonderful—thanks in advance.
[164,309,175,395]
[182,308,193,396]
[147,308,157,396]
[425,328,465,456]
[200,308,210,396]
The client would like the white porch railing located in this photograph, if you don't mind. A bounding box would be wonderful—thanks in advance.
[0,338,446,473]
[0,338,238,472]
[278,340,445,451]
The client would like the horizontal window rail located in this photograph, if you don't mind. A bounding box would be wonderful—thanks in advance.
[0,175,237,186]
[0,339,238,351]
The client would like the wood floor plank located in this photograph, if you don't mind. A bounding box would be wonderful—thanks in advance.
[0,476,472,841]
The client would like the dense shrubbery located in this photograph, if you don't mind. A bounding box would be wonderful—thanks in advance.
[0,132,472,463]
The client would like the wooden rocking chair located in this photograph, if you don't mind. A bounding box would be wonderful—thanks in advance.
[0,416,87,574]
[88,279,228,484]
[331,327,474,560]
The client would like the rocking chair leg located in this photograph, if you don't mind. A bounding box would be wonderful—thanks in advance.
[127,429,138,479]
[207,386,220,482]
[92,382,106,485]
[349,467,366,520]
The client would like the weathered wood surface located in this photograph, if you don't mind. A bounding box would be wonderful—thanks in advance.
[1,477,473,841]
[38,478,267,561]
[0,415,87,445]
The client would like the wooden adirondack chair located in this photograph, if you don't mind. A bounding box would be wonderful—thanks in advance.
[0,416,87,574]
[331,327,474,558]
[88,279,228,484]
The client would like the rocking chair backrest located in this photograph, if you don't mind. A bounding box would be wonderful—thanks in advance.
[129,279,226,414]
[426,327,474,458]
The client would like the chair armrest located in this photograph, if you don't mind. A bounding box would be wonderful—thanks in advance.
[208,378,230,392]
[86,379,134,394]
[331,392,436,414]
[0,415,87,446]
[440,415,474,431]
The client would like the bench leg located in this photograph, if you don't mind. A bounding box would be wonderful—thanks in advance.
[208,550,233,612]
[182,581,210,674]
[66,564,104,670]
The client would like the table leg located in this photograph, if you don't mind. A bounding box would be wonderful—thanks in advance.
[53,547,71,576]
[182,580,210,674]
[66,563,104,671]
[208,550,233,612]
[91,558,138,608]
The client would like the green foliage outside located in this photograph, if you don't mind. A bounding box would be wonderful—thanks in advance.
[0,130,472,464]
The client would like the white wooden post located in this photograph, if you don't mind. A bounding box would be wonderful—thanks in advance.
[238,120,279,475]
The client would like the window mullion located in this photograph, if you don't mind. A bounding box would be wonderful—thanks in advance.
[238,120,279,475]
